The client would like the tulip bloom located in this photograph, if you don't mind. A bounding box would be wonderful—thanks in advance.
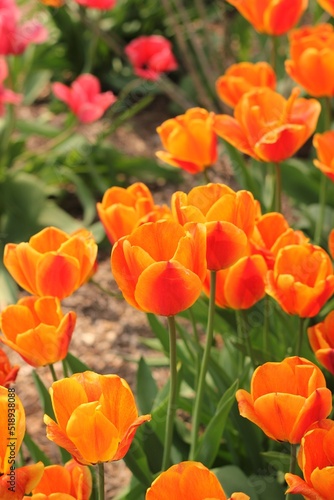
[308,311,334,375]
[172,183,257,271]
[317,0,334,16]
[146,461,249,500]
[329,229,334,259]
[156,108,217,174]
[125,35,178,81]
[265,243,334,317]
[214,87,321,163]
[0,348,19,387]
[250,212,308,269]
[203,255,268,309]
[52,74,116,123]
[97,182,171,244]
[0,57,22,115]
[1,296,76,367]
[74,0,116,8]
[225,0,307,35]
[111,220,206,316]
[216,62,276,108]
[285,419,334,499]
[236,356,332,444]
[286,24,334,97]
[4,227,98,300]
[44,371,151,465]
[313,131,334,182]
[26,459,92,500]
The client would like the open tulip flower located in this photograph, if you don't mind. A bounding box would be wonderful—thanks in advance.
[97,182,171,244]
[236,356,332,444]
[125,35,178,81]
[111,219,207,316]
[52,74,116,123]
[0,296,76,367]
[313,130,334,182]
[0,347,19,387]
[216,61,276,108]
[4,227,98,300]
[24,459,92,500]
[225,0,308,35]
[265,243,334,317]
[44,371,151,465]
[285,419,334,499]
[318,0,334,16]
[146,461,249,500]
[214,87,321,163]
[156,108,217,174]
[308,311,334,375]
[286,24,334,97]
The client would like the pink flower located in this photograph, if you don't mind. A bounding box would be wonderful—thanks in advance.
[0,57,22,115]
[74,0,116,8]
[52,74,117,123]
[0,0,47,55]
[125,35,178,81]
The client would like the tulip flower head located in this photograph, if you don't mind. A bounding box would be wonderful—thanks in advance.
[317,0,334,16]
[52,74,116,123]
[313,130,334,182]
[74,0,116,8]
[125,35,178,81]
[216,61,276,108]
[236,356,333,444]
[44,371,151,465]
[4,227,98,300]
[111,219,207,316]
[156,108,217,174]
[214,87,321,163]
[285,419,334,499]
[265,243,334,317]
[146,461,250,500]
[0,347,19,387]
[308,311,334,375]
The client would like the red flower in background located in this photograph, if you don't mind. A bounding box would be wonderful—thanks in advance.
[0,57,21,115]
[0,348,19,387]
[52,74,117,123]
[125,35,178,81]
[74,0,116,8]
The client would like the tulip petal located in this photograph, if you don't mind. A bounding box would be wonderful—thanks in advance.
[113,414,152,461]
[291,388,332,442]
[44,415,85,464]
[36,254,80,299]
[214,115,258,159]
[310,467,334,499]
[50,378,88,431]
[205,221,248,271]
[285,473,319,499]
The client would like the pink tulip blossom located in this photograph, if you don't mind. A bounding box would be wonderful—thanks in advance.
[52,74,117,123]
[0,58,22,115]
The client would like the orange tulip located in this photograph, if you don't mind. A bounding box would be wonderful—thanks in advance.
[171,183,258,271]
[236,356,332,444]
[0,296,76,367]
[40,0,64,6]
[25,459,92,500]
[44,371,151,465]
[285,419,334,499]
[329,229,334,259]
[286,24,334,97]
[0,348,19,387]
[0,462,44,500]
[250,212,309,269]
[146,461,249,500]
[308,311,334,375]
[317,0,334,16]
[313,131,334,182]
[156,108,217,174]
[216,62,276,108]
[203,255,268,309]
[111,219,207,315]
[4,227,98,300]
[266,244,334,317]
[214,87,321,163]
[225,0,308,35]
[97,182,171,244]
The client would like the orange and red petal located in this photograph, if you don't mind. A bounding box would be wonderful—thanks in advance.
[213,115,258,159]
[206,221,249,271]
[291,388,332,443]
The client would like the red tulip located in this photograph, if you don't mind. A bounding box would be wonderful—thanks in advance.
[0,348,19,387]
[74,0,116,8]
[308,311,334,375]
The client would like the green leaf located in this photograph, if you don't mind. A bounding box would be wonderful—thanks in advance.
[195,379,239,467]
[213,465,259,499]
[31,371,55,420]
[60,167,97,226]
[23,70,52,105]
[0,263,18,307]
[123,435,153,487]
[65,352,91,374]
[23,432,51,466]
[261,450,291,474]
[37,200,83,234]
[137,357,158,414]
[113,478,146,500]
[16,119,61,138]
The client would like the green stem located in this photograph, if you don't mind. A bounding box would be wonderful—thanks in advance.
[62,359,69,378]
[97,462,105,500]
[263,295,270,356]
[295,317,305,357]
[203,168,211,184]
[274,162,282,213]
[189,270,216,460]
[49,364,58,383]
[162,315,178,470]
[271,35,278,73]
[237,310,257,369]
[314,173,327,245]
[286,443,298,500]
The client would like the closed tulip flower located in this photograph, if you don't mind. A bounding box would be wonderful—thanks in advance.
[236,356,332,444]
[265,244,334,317]
[308,311,334,375]
[214,87,321,163]
[4,227,98,300]
[0,348,19,387]
[286,24,334,97]
[111,220,206,316]
[285,419,334,499]
[0,296,76,367]
[225,0,308,35]
[216,61,276,108]
[156,108,217,174]
[146,461,249,500]
[317,0,334,16]
[44,371,151,465]
[313,131,334,182]
[97,182,171,244]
